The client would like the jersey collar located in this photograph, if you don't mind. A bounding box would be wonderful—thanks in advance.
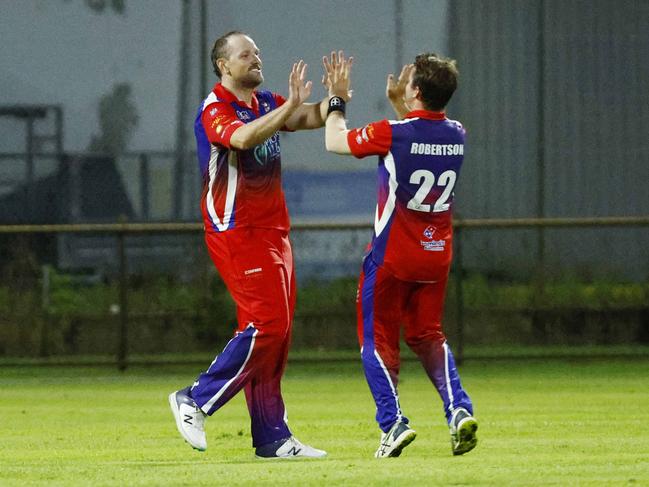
[213,82,259,113]
[405,109,446,121]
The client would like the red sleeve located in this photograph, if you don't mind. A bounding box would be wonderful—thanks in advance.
[346,120,392,158]
[272,92,296,132]
[272,93,286,107]
[201,102,245,148]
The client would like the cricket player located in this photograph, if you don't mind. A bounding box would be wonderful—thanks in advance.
[324,52,478,457]
[169,31,344,459]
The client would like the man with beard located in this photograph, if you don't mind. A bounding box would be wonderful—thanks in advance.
[169,32,345,459]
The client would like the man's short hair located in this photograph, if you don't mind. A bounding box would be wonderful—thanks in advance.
[412,53,459,111]
[211,30,247,78]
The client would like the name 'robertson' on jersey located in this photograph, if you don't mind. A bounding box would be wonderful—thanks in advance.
[409,142,464,156]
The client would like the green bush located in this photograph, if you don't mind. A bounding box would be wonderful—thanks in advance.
[0,269,647,356]
[458,272,649,309]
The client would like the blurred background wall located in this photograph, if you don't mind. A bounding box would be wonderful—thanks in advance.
[1,0,648,357]
[1,0,454,277]
[2,0,647,279]
[450,0,649,280]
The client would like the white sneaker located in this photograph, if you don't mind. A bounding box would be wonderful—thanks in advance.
[255,436,327,459]
[375,421,417,458]
[169,388,207,451]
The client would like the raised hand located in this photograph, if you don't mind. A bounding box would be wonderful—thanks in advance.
[288,60,313,107]
[386,63,414,103]
[322,50,353,100]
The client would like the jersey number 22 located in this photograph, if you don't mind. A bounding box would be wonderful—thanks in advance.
[407,169,457,213]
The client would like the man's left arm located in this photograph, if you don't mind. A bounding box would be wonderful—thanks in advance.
[322,50,391,157]
[325,110,352,154]
[326,116,392,157]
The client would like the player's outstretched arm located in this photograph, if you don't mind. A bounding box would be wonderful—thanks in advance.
[324,51,354,155]
[229,61,309,149]
[386,63,414,120]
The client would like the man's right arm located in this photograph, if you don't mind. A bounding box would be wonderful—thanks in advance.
[228,100,298,149]
[229,60,311,149]
[387,95,409,120]
[386,64,414,120]
[201,98,300,150]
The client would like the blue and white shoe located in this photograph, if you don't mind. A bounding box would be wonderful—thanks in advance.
[255,436,327,459]
[449,407,478,455]
[375,421,417,458]
[169,387,207,451]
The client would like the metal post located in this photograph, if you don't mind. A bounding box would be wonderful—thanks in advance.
[40,264,51,357]
[25,117,35,221]
[199,0,208,98]
[394,0,404,73]
[54,107,65,222]
[139,153,150,220]
[455,225,465,364]
[117,230,128,370]
[53,105,64,155]
[174,0,191,220]
[534,0,547,341]
[68,156,82,222]
[536,0,546,278]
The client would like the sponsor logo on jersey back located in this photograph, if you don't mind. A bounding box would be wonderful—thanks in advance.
[420,225,445,251]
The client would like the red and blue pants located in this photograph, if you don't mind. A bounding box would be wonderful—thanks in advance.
[190,227,295,447]
[357,254,473,432]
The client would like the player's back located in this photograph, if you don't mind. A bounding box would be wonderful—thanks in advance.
[372,114,465,282]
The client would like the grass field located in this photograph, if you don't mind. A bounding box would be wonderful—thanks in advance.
[1,357,648,486]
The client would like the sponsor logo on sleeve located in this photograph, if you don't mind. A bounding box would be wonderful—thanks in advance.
[236,110,252,121]
[360,124,375,143]
[209,107,218,116]
[210,115,226,128]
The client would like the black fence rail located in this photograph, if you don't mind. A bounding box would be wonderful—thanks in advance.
[1,216,648,369]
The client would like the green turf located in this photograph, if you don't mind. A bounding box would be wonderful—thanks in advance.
[1,357,648,486]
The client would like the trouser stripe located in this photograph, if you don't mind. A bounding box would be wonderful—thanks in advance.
[443,341,455,413]
[201,325,258,413]
[373,349,403,423]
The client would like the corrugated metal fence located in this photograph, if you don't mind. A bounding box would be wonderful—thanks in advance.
[449,0,649,279]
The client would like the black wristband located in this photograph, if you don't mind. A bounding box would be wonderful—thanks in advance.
[327,96,346,116]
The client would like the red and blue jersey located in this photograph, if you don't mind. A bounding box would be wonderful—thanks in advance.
[195,83,290,233]
[347,110,465,282]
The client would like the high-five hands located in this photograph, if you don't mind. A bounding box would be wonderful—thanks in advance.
[386,63,415,104]
[288,60,313,107]
[322,50,354,101]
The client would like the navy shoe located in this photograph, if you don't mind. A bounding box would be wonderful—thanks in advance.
[449,408,478,455]
[375,421,417,458]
